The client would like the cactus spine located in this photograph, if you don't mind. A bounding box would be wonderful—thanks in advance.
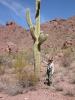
[26,0,48,79]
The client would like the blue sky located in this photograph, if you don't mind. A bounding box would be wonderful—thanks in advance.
[0,0,75,28]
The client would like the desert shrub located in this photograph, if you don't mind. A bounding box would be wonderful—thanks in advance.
[43,47,51,55]
[55,85,63,92]
[63,88,75,97]
[0,53,14,68]
[0,65,5,75]
[68,72,75,84]
[6,83,23,96]
[6,73,38,95]
[43,47,58,56]
[13,52,28,86]
[13,51,38,88]
[71,80,75,84]
[0,75,23,96]
[70,78,75,84]
[0,72,38,96]
[0,53,15,75]
[61,47,74,67]
[0,55,6,75]
[14,52,27,71]
[0,51,38,95]
[0,55,4,65]
[17,50,34,65]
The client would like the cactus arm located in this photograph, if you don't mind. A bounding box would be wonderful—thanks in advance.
[35,0,40,37]
[38,31,48,45]
[26,9,36,40]
[26,9,33,28]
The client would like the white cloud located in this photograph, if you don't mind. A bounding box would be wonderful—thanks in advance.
[0,0,25,19]
[0,0,41,27]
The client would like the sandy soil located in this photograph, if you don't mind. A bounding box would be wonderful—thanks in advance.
[0,88,75,100]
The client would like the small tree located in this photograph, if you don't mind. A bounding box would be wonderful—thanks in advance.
[26,0,48,79]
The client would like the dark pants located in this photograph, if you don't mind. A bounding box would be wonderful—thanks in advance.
[47,70,52,86]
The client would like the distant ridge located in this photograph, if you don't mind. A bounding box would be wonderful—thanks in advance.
[0,16,75,53]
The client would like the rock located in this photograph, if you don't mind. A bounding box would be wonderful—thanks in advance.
[6,41,18,54]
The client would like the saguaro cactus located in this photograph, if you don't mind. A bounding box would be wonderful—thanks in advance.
[26,0,48,79]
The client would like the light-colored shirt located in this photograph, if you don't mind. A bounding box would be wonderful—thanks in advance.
[50,62,54,74]
[43,60,55,74]
[47,62,54,75]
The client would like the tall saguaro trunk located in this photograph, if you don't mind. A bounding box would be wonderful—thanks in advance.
[26,0,48,79]
[34,0,41,78]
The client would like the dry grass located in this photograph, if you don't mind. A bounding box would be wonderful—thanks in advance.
[0,55,6,75]
[61,47,75,67]
[68,71,75,84]
[0,75,23,96]
[0,51,38,95]
[55,85,63,92]
[63,87,75,97]
[13,51,38,87]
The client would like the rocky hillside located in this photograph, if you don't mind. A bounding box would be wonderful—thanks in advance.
[0,22,32,53]
[0,16,75,54]
[41,17,75,48]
